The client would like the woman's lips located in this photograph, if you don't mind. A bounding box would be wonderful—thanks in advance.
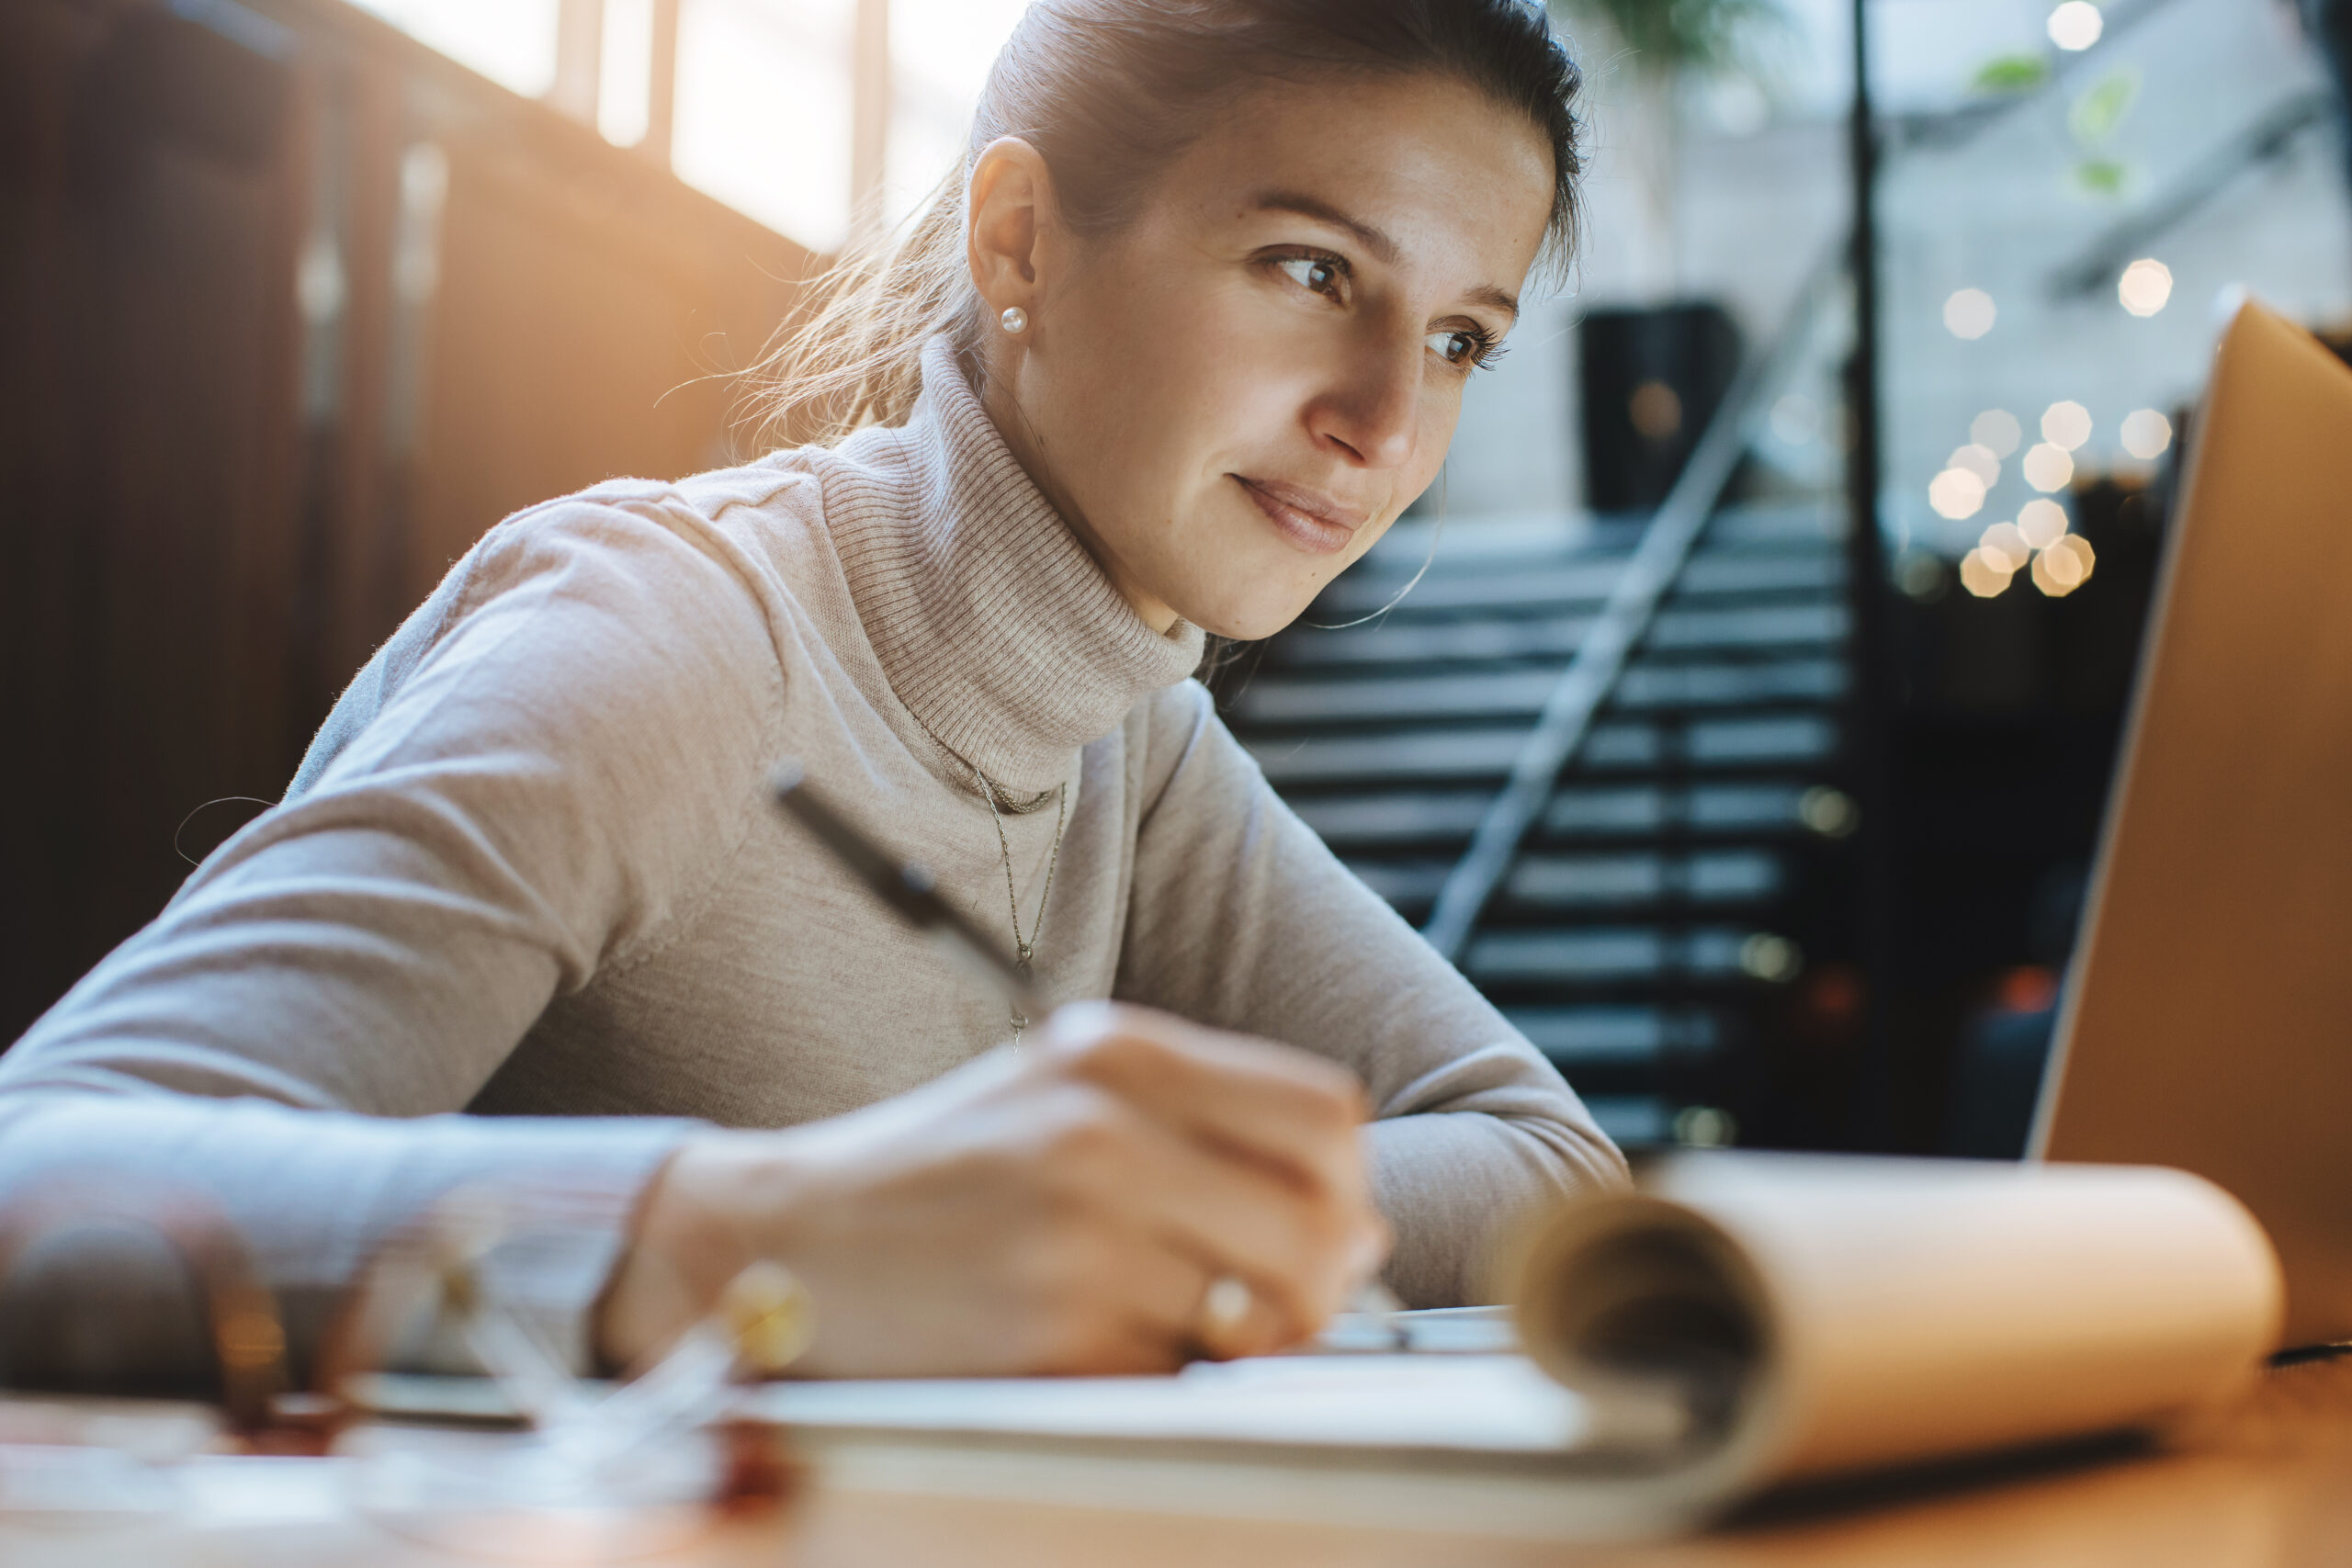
[1236,477,1365,556]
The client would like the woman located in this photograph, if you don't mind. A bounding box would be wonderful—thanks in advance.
[0,0,1624,1385]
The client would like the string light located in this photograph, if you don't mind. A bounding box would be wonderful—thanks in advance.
[2034,534,2097,595]
[1961,547,2016,597]
[1970,409,2023,457]
[1770,393,1820,446]
[1929,468,1988,520]
[2041,400,2092,451]
[2048,1,2103,51]
[1944,288,1996,340]
[1947,443,2001,487]
[2119,259,2173,317]
[1978,521,2031,572]
[2120,408,2173,458]
[2018,498,2070,549]
[2021,443,2075,492]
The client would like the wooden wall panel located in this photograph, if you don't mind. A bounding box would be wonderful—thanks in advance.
[0,0,816,1043]
[1,0,305,1040]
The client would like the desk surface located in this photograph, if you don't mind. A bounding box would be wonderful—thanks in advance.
[7,1355,2351,1566]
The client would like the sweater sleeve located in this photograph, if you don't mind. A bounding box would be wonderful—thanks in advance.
[0,491,791,1382]
[1113,682,1631,1308]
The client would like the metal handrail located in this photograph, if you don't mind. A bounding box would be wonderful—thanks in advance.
[1419,245,1848,963]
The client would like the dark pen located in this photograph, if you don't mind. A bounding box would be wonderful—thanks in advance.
[769,760,1050,1026]
[772,761,1408,1332]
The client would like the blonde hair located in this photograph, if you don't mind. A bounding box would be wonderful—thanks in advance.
[748,0,1584,450]
[748,168,979,447]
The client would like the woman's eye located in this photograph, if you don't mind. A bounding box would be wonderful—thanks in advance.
[1276,255,1344,299]
[1429,329,1483,366]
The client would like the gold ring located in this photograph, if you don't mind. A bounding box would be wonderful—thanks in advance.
[1194,1274,1252,1355]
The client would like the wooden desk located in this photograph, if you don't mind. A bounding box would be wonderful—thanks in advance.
[7,1356,2350,1566]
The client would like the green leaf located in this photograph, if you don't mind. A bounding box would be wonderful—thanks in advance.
[2068,68,2140,146]
[2074,158,2129,196]
[1971,54,2049,93]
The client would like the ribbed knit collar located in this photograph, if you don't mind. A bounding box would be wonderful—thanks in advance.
[825,336,1205,796]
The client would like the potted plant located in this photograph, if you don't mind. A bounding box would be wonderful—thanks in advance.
[1548,0,1790,511]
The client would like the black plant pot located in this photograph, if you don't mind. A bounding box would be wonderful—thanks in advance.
[1578,300,1743,515]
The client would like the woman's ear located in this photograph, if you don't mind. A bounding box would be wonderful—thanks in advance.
[966,137,1057,322]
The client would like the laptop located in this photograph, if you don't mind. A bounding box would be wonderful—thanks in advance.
[2031,299,2352,1351]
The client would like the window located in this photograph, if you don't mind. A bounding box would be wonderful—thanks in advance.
[352,0,1028,254]
[346,0,561,98]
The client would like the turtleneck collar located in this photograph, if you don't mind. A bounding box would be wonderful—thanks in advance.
[822,335,1206,796]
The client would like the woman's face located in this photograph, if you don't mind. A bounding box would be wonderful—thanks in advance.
[968,73,1555,641]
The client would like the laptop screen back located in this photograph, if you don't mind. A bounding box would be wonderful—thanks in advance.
[2032,301,2352,1351]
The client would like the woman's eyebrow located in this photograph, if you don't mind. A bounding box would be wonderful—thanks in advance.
[1247,189,1520,322]
[1249,189,1399,265]
[1462,283,1521,322]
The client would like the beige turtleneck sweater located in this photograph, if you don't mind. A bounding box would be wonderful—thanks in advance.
[0,340,1624,1382]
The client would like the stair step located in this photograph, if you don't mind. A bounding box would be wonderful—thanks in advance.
[1286,781,1842,849]
[1246,494,1850,1139]
[1585,1095,1673,1146]
[1290,791,1492,844]
[1249,713,1838,784]
[1545,782,1838,838]
[1231,658,1845,726]
[1269,600,1847,670]
[1313,550,1842,619]
[1505,1006,1719,1064]
[1509,849,1783,906]
[1357,502,1838,576]
[1342,850,1784,915]
[1464,926,1766,983]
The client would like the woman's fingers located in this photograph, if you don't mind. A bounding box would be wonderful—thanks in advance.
[1113,1115,1359,1341]
[1015,1027,1376,1346]
[1039,1001,1373,1210]
[1059,1218,1295,1367]
[607,1003,1391,1379]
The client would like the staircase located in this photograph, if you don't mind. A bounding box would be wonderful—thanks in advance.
[1222,500,1857,1149]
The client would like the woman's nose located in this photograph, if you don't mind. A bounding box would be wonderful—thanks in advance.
[1305,335,1420,471]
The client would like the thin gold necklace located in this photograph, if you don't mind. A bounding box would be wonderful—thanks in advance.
[908,712,1071,1045]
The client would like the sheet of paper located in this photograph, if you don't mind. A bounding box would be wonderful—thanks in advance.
[744,1353,1590,1452]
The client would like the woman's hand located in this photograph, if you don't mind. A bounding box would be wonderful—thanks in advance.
[596,1001,1390,1377]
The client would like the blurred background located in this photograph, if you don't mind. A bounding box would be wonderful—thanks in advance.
[2,0,2343,1158]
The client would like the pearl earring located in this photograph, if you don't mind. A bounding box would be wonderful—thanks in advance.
[1000,305,1028,334]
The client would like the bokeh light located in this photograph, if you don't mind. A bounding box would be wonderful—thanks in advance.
[2018,497,2070,549]
[1947,444,2001,487]
[1970,408,2023,458]
[2041,400,2093,451]
[1770,393,1820,446]
[2048,1,2104,51]
[2021,443,2075,492]
[1944,288,1996,340]
[2035,534,2097,594]
[1894,550,1948,602]
[1929,468,1989,520]
[1960,547,2015,597]
[2120,407,2174,459]
[1979,521,2031,572]
[2119,258,2173,317]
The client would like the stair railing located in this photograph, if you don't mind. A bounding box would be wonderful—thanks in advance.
[1420,245,1847,963]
